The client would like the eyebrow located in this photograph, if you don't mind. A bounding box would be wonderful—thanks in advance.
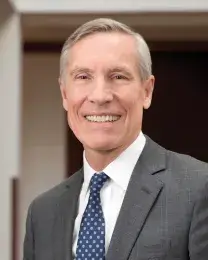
[107,66,133,77]
[69,65,133,77]
[69,67,94,76]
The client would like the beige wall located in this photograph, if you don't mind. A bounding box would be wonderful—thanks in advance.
[18,53,66,259]
[0,1,21,260]
[11,0,208,12]
[0,174,11,260]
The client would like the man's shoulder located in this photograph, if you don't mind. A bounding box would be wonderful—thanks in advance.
[146,136,208,189]
[29,169,83,213]
[164,148,208,194]
[167,149,208,174]
[146,135,208,175]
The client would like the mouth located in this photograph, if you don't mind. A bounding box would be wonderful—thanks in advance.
[84,115,121,123]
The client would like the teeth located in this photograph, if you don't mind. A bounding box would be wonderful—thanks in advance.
[85,115,120,122]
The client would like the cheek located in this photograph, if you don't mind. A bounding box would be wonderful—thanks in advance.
[66,87,86,112]
[67,102,79,127]
[121,92,144,125]
[122,90,143,112]
[65,96,79,128]
[66,93,87,130]
[66,105,82,141]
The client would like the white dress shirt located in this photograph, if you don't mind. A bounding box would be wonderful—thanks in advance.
[72,132,146,258]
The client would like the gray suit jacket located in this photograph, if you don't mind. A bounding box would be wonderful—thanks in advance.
[23,136,208,260]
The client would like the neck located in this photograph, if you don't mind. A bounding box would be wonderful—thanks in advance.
[84,133,140,172]
[85,149,121,172]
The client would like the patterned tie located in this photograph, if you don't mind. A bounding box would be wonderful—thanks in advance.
[76,172,109,260]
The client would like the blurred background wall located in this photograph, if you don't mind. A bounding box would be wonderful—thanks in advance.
[0,1,21,260]
[10,0,208,12]
[1,1,208,260]
[18,53,66,259]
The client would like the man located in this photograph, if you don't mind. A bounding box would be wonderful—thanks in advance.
[23,18,208,260]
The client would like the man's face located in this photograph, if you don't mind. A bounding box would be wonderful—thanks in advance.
[60,32,154,153]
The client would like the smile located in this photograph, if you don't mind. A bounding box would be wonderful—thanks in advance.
[85,115,121,123]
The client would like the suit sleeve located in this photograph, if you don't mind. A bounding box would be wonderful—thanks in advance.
[23,203,35,260]
[189,178,208,259]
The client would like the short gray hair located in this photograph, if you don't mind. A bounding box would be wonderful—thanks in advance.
[60,18,152,82]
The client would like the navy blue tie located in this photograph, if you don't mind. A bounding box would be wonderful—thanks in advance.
[76,172,109,260]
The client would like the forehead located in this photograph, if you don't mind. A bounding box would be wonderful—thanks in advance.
[68,32,138,69]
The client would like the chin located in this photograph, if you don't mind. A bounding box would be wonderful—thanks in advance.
[85,140,118,152]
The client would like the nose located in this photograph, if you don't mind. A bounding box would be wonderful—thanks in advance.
[88,79,113,105]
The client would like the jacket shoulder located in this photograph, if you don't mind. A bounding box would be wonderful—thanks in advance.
[29,169,83,213]
[164,149,208,198]
[167,149,208,174]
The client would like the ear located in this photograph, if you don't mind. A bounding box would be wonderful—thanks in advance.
[143,75,155,110]
[59,77,68,111]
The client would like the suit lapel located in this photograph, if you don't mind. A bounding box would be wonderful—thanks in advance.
[106,136,166,260]
[52,169,84,260]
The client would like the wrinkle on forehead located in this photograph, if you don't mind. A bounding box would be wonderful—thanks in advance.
[67,32,139,77]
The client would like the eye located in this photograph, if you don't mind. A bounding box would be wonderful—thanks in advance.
[75,74,90,80]
[112,74,128,80]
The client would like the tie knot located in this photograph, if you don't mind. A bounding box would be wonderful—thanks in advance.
[89,172,109,193]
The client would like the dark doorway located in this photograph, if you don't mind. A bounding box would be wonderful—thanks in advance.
[66,50,208,176]
[144,52,208,162]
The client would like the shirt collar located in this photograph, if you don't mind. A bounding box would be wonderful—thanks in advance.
[83,131,146,192]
